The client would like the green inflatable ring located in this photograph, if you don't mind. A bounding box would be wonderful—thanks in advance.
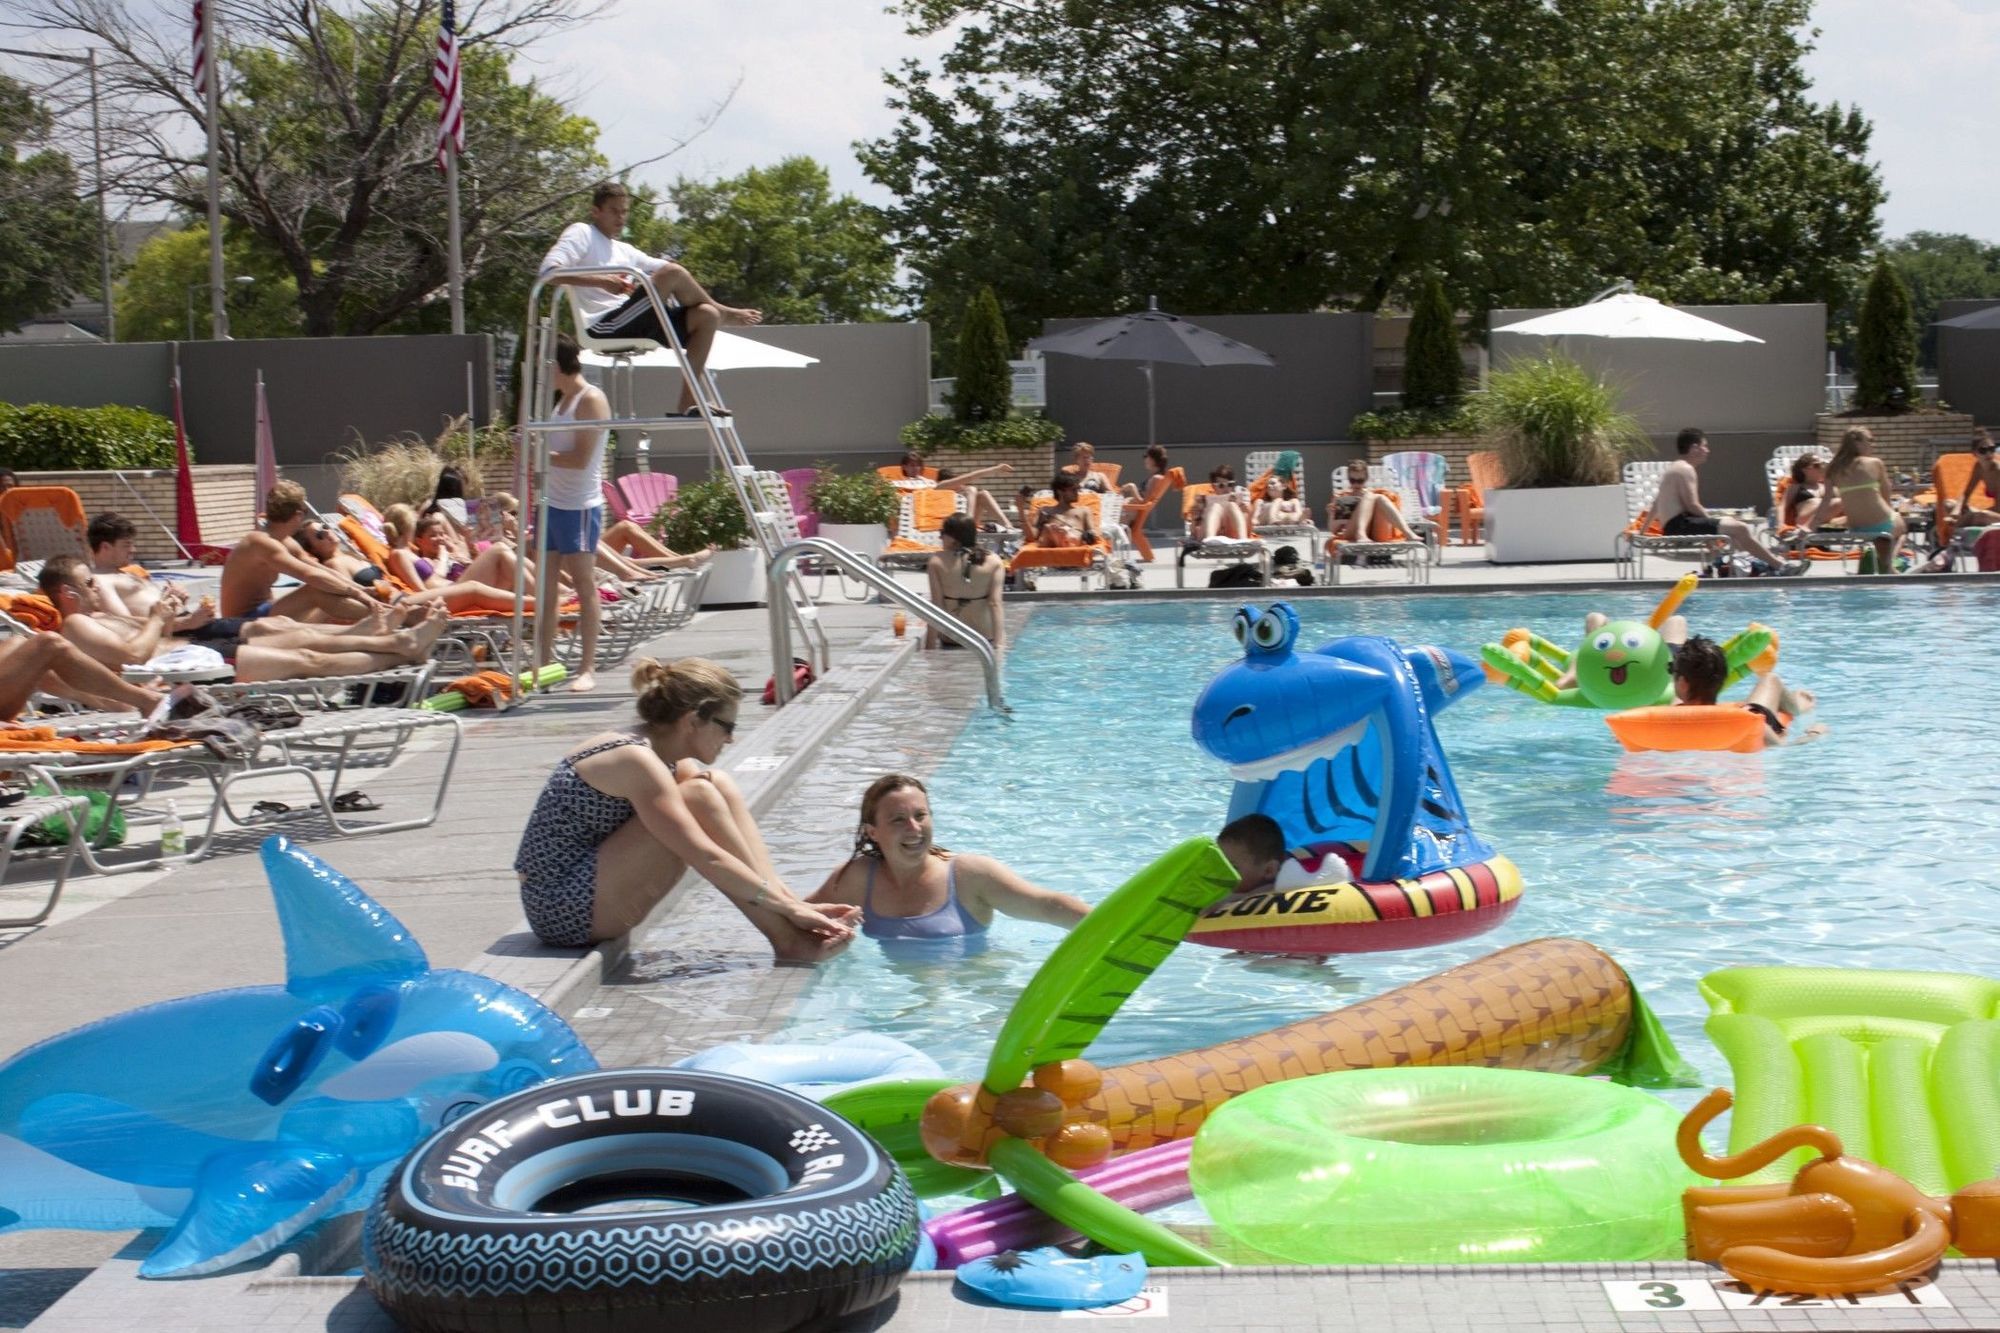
[1189,1066,1689,1265]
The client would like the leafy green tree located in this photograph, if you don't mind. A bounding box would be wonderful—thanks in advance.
[1853,256,1919,413]
[0,75,97,333]
[1400,274,1462,412]
[864,0,1882,348]
[115,225,302,341]
[1884,233,2000,366]
[621,158,894,324]
[950,287,1012,422]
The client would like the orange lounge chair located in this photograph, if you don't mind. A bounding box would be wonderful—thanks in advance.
[1931,453,1998,548]
[1119,466,1183,562]
[1011,492,1113,587]
[1324,489,1430,583]
[1441,450,1506,545]
[880,488,967,570]
[0,487,89,563]
[877,464,939,483]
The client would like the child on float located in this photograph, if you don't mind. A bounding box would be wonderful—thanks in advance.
[1670,636,1824,746]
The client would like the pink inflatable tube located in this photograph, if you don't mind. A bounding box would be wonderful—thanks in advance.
[924,1139,1193,1266]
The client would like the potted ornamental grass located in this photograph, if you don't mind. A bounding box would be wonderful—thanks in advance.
[652,475,763,607]
[808,467,898,560]
[1472,351,1645,563]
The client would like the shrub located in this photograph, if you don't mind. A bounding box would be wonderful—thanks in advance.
[0,403,177,470]
[653,475,751,551]
[1472,352,1643,488]
[899,413,1066,455]
[1349,405,1478,442]
[949,286,1012,423]
[1853,256,1919,414]
[335,418,511,510]
[808,467,898,525]
[1401,273,1465,412]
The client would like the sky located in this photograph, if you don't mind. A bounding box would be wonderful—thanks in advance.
[524,0,2000,243]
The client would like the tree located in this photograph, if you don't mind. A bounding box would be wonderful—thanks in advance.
[623,158,895,324]
[18,0,724,337]
[115,224,302,341]
[1884,233,2000,367]
[950,287,1012,422]
[1853,256,1918,414]
[863,0,1883,350]
[1400,274,1462,413]
[0,75,97,333]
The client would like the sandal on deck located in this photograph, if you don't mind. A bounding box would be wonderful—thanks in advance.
[332,791,381,813]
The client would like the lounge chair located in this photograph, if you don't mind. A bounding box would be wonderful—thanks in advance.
[0,487,89,563]
[877,465,938,484]
[1441,451,1505,545]
[1614,460,1732,579]
[780,467,821,539]
[1762,445,1872,566]
[1322,478,1430,585]
[880,487,967,572]
[1175,484,1269,588]
[1915,452,1997,571]
[1362,465,1442,564]
[1380,452,1449,561]
[1113,465,1182,563]
[600,480,632,524]
[1014,492,1116,589]
[0,791,92,929]
[616,473,678,527]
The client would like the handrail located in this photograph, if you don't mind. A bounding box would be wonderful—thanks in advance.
[767,539,1007,713]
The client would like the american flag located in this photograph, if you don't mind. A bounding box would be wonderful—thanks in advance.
[191,0,209,100]
[432,0,464,172]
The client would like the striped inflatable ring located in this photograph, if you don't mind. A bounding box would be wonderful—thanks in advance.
[1186,849,1522,954]
[363,1069,918,1333]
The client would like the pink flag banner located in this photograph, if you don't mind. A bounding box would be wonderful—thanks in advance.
[171,369,204,546]
[253,372,279,508]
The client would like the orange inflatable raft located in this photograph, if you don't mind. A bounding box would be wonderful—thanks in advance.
[1606,704,1786,754]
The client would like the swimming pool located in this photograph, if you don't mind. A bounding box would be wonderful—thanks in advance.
[773,584,2000,1101]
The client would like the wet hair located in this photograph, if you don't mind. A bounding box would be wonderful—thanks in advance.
[592,180,630,208]
[382,503,420,545]
[1218,813,1287,866]
[37,554,88,600]
[631,656,741,731]
[264,480,308,524]
[87,512,137,553]
[1671,635,1730,705]
[1144,445,1169,472]
[1675,427,1707,455]
[852,773,948,860]
[940,512,979,552]
[554,331,582,377]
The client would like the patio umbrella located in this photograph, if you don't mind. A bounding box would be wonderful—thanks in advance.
[578,330,819,372]
[1490,290,1763,343]
[1027,297,1276,447]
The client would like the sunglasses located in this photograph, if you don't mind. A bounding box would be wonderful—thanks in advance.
[706,712,737,738]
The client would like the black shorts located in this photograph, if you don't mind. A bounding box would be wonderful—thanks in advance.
[587,292,690,347]
[1744,702,1787,737]
[1662,513,1722,536]
[189,616,246,665]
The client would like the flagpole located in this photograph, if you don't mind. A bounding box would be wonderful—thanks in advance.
[445,148,464,334]
[202,0,226,340]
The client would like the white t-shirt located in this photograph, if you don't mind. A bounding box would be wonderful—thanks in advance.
[539,222,666,321]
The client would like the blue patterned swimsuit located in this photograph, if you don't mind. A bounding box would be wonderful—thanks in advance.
[514,734,648,947]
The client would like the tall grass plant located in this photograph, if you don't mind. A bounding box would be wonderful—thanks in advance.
[1474,352,1643,488]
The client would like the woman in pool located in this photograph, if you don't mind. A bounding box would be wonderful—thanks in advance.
[810,774,1089,952]
[924,513,1004,650]
[1819,426,1904,573]
[514,657,859,956]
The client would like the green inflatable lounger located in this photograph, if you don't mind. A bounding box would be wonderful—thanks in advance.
[1702,966,2000,1196]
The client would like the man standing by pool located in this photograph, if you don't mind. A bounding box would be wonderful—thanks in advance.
[539,181,762,418]
[1651,428,1800,573]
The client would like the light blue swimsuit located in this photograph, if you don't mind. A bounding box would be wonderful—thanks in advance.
[861,858,989,957]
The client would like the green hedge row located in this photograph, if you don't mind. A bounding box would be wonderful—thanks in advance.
[0,403,179,471]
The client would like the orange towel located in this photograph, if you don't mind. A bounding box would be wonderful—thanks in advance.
[443,670,517,708]
[0,594,61,631]
[0,726,192,755]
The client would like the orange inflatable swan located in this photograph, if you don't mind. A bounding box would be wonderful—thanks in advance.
[1679,1088,2000,1296]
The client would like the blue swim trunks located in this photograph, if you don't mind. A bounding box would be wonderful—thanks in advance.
[543,504,603,555]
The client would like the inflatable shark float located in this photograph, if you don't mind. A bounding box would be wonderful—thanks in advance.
[0,836,594,1277]
[1186,604,1521,952]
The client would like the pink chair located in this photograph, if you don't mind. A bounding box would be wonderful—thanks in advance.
[781,467,820,538]
[617,473,678,526]
[600,480,632,523]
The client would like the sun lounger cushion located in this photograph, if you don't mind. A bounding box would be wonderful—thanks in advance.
[0,726,192,755]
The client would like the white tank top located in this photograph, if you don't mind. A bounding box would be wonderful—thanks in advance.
[543,389,607,512]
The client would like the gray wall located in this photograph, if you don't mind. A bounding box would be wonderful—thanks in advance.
[1039,312,1374,450]
[1937,298,2000,429]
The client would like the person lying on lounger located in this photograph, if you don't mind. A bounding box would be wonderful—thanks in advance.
[219,481,377,623]
[1326,461,1418,545]
[935,464,1018,531]
[41,555,448,683]
[1030,473,1100,547]
[0,628,164,719]
[83,512,215,628]
[1191,466,1251,542]
[810,773,1088,953]
[514,657,857,956]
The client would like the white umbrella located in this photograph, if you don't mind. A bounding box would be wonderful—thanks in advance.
[578,329,819,372]
[1492,291,1763,343]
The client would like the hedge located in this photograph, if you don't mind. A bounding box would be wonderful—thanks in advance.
[0,403,179,470]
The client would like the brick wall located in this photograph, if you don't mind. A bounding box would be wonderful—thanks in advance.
[919,445,1058,506]
[19,466,260,561]
[1814,412,1976,476]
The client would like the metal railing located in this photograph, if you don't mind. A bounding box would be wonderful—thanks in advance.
[766,539,1007,713]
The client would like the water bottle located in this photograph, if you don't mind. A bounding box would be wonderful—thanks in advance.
[160,800,186,858]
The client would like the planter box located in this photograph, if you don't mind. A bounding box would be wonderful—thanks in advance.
[699,546,766,608]
[1814,411,1976,477]
[1484,484,1626,564]
[818,522,889,561]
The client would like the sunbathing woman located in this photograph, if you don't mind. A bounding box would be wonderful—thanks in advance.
[1061,442,1114,493]
[1326,460,1418,543]
[514,657,859,955]
[924,513,1004,650]
[1949,428,2000,531]
[1781,454,1839,531]
[1120,445,1172,502]
[810,773,1088,956]
[1191,466,1251,541]
[1253,477,1307,528]
[1820,427,1904,573]
[380,504,536,613]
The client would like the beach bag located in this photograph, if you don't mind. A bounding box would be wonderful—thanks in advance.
[762,657,815,705]
[1976,530,2000,572]
[20,782,125,848]
[1207,562,1264,589]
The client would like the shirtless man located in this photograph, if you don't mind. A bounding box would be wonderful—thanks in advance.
[1031,474,1100,547]
[0,630,164,719]
[41,555,447,683]
[219,481,375,622]
[1650,428,1797,572]
[84,512,217,630]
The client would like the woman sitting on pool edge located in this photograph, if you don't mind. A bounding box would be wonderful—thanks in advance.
[810,774,1089,954]
[1671,636,1823,746]
[513,657,859,957]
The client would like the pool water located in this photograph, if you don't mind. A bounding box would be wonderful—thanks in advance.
[777,585,2000,1105]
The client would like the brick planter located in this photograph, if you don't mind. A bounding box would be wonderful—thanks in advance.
[1815,412,1976,476]
[919,444,1057,506]
[18,465,260,562]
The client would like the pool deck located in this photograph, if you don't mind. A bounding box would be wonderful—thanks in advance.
[4,550,1998,1331]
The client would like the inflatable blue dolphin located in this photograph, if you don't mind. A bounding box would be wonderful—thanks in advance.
[1192,604,1490,882]
[0,836,594,1278]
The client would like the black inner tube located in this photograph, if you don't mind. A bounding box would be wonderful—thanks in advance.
[534,1171,754,1215]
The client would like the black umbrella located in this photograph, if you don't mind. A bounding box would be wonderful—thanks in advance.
[1933,306,2000,330]
[1027,297,1276,447]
